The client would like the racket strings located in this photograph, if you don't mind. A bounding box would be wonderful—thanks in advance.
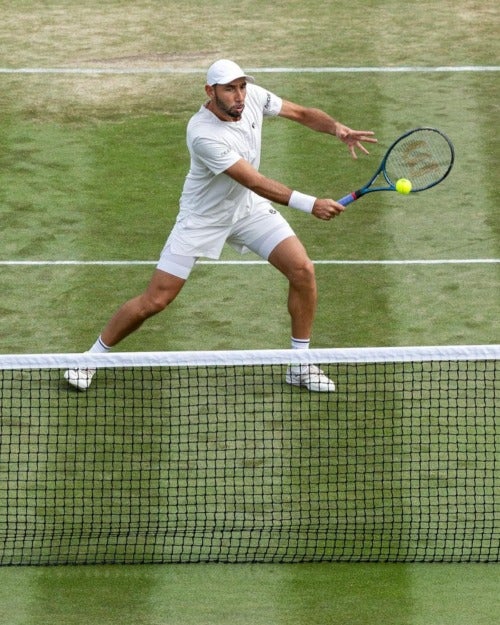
[385,129,454,191]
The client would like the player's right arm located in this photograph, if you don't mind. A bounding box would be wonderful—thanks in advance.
[224,158,344,221]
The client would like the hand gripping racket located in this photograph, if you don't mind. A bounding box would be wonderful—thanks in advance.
[337,127,455,206]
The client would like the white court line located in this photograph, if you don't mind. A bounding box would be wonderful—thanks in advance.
[0,66,499,75]
[0,259,498,266]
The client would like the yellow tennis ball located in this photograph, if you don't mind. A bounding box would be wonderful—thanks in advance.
[396,178,412,194]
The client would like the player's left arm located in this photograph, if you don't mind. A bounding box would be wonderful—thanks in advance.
[278,100,377,159]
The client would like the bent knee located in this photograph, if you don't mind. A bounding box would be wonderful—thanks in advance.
[289,257,316,286]
[146,296,169,315]
[140,273,185,317]
[140,291,175,317]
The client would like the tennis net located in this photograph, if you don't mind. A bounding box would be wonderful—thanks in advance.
[0,345,498,565]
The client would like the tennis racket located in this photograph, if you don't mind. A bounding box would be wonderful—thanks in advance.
[337,127,455,206]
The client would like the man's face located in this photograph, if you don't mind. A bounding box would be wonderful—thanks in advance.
[206,78,248,121]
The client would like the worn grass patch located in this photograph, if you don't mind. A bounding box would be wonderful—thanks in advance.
[1,0,498,68]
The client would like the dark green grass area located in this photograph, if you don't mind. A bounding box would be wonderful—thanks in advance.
[0,562,499,625]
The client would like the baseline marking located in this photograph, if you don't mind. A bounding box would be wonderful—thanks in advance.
[0,260,498,266]
[0,66,498,75]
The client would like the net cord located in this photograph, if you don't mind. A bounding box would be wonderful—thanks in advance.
[0,344,498,370]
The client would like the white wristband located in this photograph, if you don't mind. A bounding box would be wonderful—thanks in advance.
[288,190,316,213]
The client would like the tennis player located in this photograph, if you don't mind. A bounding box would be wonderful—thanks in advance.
[65,59,376,392]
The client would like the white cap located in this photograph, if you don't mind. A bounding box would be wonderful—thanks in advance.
[206,59,255,86]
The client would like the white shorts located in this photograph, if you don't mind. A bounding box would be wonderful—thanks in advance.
[157,202,295,279]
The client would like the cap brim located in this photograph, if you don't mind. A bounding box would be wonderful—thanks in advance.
[208,73,255,86]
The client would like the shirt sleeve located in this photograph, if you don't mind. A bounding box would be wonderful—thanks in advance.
[251,83,283,117]
[190,135,242,175]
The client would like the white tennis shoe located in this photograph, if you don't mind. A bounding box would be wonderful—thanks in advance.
[285,364,336,393]
[64,364,335,392]
[64,368,96,391]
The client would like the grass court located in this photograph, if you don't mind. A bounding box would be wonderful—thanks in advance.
[0,1,498,624]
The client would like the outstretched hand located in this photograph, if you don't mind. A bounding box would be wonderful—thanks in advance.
[335,123,377,159]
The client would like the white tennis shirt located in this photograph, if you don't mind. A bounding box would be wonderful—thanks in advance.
[177,83,283,227]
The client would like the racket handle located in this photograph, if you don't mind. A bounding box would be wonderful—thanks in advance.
[337,191,361,206]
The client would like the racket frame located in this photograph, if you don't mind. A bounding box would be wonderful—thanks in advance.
[337,127,455,206]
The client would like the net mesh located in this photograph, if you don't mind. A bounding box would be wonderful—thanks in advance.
[0,346,498,565]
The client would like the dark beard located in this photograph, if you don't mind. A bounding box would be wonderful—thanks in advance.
[215,94,243,120]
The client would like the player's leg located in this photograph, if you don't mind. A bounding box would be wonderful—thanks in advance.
[267,235,317,341]
[267,236,335,392]
[231,205,335,392]
[230,205,317,338]
[99,269,186,347]
[64,246,196,391]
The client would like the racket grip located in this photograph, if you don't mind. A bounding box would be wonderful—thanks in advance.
[337,192,358,207]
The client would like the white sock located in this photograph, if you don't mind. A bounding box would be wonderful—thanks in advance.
[291,337,310,350]
[290,337,310,372]
[88,336,111,353]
